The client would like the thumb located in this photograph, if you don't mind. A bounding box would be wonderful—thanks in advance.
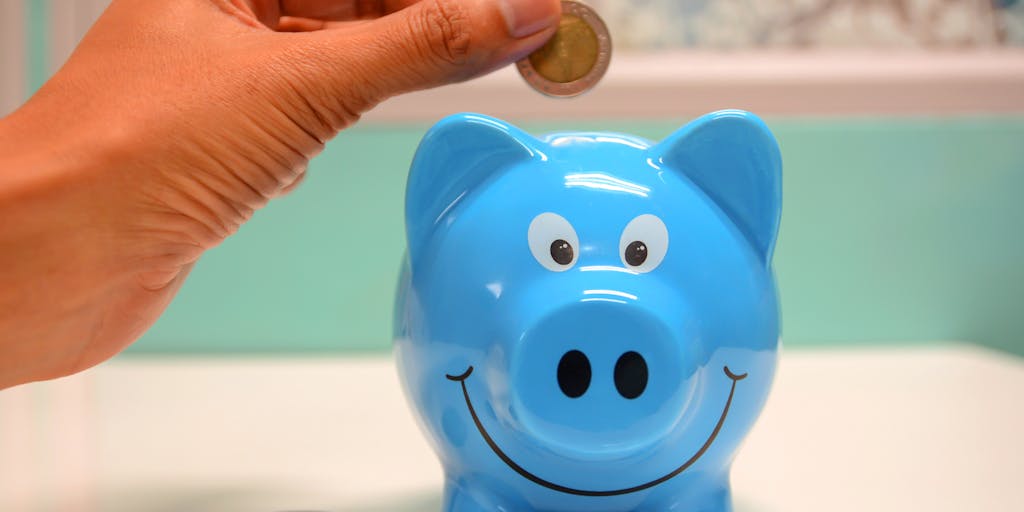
[303,0,561,112]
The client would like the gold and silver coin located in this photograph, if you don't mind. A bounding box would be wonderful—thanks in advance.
[516,1,611,98]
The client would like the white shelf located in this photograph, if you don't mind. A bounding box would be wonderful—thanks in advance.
[1,344,1021,511]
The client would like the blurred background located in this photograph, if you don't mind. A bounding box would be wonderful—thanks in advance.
[2,2,1023,511]
[1,0,1022,356]
[591,0,1024,48]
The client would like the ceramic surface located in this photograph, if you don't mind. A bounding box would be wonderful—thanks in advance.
[394,111,782,511]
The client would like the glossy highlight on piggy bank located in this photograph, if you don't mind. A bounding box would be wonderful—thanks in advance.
[394,110,782,511]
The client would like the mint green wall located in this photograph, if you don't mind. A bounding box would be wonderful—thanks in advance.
[131,117,1024,355]
[26,0,48,94]
[15,0,1023,355]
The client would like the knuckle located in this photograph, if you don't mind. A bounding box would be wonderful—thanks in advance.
[413,0,472,67]
[279,43,376,122]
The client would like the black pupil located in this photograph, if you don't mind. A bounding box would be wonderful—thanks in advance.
[624,241,648,266]
[557,350,591,398]
[550,239,574,265]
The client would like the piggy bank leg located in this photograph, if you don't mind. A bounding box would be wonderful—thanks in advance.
[442,478,511,512]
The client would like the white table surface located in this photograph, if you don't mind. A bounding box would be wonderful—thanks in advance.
[1,344,1021,512]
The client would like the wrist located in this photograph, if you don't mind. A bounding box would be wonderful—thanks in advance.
[0,104,132,388]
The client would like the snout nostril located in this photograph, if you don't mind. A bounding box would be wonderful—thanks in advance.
[614,351,649,399]
[557,350,591,398]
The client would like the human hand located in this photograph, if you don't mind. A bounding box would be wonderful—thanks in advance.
[0,0,560,388]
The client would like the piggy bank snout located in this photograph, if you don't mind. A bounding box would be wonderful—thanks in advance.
[509,300,698,461]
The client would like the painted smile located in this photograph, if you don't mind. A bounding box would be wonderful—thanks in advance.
[446,365,747,497]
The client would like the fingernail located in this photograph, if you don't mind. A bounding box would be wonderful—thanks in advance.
[499,0,560,38]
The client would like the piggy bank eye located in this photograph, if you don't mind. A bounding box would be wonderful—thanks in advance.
[529,213,578,272]
[619,214,668,273]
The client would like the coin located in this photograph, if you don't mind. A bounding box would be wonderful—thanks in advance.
[516,1,611,98]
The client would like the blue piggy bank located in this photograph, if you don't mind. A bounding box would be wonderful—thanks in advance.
[394,110,782,511]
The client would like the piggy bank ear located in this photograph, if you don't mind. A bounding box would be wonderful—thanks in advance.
[652,110,782,264]
[405,113,539,264]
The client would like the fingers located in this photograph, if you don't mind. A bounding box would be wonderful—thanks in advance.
[301,0,560,111]
[277,16,361,32]
[242,0,423,27]
[278,0,421,20]
[274,1,423,31]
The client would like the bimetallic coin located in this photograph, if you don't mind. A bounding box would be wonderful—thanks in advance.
[516,1,611,98]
